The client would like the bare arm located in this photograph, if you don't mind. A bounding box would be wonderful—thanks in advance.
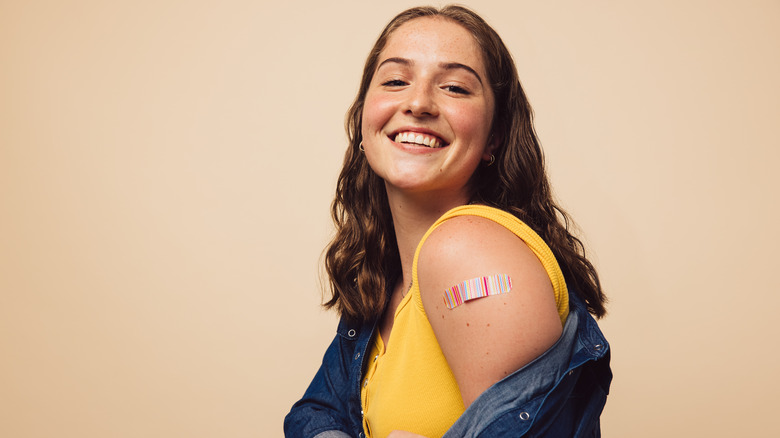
[417,215,563,408]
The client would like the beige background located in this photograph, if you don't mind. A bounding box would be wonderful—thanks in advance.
[1,0,778,436]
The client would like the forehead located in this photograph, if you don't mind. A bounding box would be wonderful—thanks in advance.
[380,17,485,72]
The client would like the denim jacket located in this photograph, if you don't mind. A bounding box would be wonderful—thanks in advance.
[284,290,611,438]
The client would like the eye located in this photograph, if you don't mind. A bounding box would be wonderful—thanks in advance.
[381,79,407,87]
[443,85,470,95]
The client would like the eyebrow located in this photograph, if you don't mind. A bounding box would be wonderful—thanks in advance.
[376,57,484,85]
[440,62,483,85]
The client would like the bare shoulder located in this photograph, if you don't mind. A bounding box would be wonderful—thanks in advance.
[417,215,551,308]
[417,214,563,407]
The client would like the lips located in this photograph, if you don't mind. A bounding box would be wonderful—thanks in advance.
[392,131,447,149]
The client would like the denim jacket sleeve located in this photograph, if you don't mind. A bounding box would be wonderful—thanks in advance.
[284,318,375,438]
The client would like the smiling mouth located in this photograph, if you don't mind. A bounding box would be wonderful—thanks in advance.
[393,131,447,149]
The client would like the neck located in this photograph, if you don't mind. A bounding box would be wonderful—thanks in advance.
[385,184,470,289]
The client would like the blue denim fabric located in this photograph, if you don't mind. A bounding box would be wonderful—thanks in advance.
[284,291,611,438]
[284,316,376,438]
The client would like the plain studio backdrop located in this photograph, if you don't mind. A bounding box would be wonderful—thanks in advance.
[1,0,778,436]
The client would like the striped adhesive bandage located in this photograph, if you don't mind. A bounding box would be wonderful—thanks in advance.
[443,274,513,309]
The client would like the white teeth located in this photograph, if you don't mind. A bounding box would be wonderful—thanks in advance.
[392,131,444,148]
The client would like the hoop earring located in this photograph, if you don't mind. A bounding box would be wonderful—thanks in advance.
[486,154,495,166]
[359,142,365,152]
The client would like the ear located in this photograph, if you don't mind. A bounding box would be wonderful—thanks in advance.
[482,135,500,161]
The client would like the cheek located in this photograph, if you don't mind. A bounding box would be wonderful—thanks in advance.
[447,102,493,142]
[362,92,397,137]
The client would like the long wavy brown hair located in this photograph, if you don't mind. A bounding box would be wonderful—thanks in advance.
[324,5,607,324]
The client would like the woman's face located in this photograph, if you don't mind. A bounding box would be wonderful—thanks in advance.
[361,17,495,203]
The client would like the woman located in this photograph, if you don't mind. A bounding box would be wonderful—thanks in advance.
[285,5,611,438]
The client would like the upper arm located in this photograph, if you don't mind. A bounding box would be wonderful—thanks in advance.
[417,215,563,407]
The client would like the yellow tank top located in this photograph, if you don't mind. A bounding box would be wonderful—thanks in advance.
[360,205,569,438]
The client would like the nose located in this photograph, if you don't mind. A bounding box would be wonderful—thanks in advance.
[404,84,438,117]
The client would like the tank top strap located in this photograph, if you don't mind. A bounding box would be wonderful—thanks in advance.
[411,204,569,324]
